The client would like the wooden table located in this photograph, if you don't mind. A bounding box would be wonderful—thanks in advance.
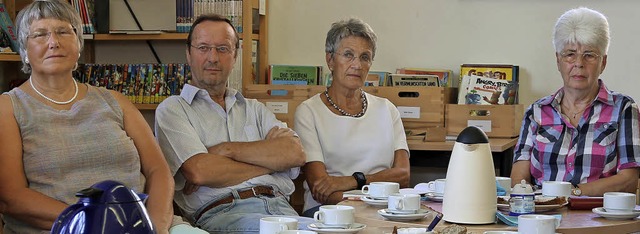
[407,138,518,177]
[340,200,640,234]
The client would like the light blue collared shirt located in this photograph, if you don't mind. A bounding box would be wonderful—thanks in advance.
[155,84,298,217]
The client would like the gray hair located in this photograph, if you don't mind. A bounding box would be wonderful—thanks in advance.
[553,7,609,55]
[15,0,84,73]
[325,18,377,59]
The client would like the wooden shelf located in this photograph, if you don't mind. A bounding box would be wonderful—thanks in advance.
[92,33,258,41]
[0,54,21,61]
[134,103,159,110]
[94,33,187,41]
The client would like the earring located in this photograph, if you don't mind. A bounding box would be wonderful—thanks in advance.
[25,57,29,64]
[73,62,78,71]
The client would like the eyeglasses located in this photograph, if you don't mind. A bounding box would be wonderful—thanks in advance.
[27,27,76,43]
[189,44,235,55]
[334,51,373,65]
[559,51,601,63]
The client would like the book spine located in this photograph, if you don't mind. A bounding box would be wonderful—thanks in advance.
[94,0,109,33]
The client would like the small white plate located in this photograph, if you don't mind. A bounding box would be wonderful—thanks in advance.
[592,207,640,220]
[361,196,388,207]
[377,208,430,221]
[425,193,443,202]
[307,223,366,233]
[383,208,419,214]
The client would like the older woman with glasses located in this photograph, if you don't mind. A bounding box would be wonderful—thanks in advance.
[294,18,410,217]
[0,0,179,233]
[511,7,640,197]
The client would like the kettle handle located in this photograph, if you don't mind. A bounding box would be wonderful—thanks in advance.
[50,203,86,234]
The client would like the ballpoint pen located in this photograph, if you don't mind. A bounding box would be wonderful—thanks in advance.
[427,211,443,232]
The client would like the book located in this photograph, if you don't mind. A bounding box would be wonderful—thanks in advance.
[396,68,453,87]
[459,64,519,103]
[389,74,440,87]
[367,71,389,86]
[268,64,322,95]
[458,75,517,105]
[459,64,519,84]
[269,64,321,85]
[0,3,19,53]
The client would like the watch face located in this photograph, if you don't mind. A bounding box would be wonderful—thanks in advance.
[572,188,582,196]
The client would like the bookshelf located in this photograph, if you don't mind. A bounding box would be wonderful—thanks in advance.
[0,0,269,110]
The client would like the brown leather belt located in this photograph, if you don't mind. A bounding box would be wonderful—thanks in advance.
[194,186,275,221]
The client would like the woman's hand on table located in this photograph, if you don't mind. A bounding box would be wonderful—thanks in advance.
[311,175,356,203]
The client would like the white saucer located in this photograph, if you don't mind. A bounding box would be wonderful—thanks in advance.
[592,207,640,220]
[384,208,420,214]
[400,188,429,195]
[378,208,430,221]
[307,223,366,233]
[361,196,388,207]
[425,193,443,202]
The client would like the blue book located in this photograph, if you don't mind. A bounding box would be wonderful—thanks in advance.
[271,80,307,96]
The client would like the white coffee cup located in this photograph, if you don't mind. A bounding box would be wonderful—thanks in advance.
[603,192,636,214]
[260,217,298,234]
[542,181,571,197]
[278,231,317,234]
[313,205,354,225]
[422,179,446,195]
[517,214,558,234]
[397,228,433,234]
[388,193,421,212]
[361,182,399,199]
[496,177,512,195]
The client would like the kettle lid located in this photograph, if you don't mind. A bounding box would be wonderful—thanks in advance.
[456,126,489,144]
[77,180,143,204]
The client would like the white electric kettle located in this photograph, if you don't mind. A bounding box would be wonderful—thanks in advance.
[442,126,497,224]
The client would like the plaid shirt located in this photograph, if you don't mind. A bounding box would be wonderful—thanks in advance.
[514,80,640,186]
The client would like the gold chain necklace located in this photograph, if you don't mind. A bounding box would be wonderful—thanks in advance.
[324,89,367,117]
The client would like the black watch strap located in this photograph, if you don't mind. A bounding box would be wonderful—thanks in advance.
[352,172,366,190]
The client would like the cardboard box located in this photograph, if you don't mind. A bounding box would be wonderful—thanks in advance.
[446,104,524,138]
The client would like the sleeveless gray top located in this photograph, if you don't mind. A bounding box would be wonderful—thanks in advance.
[2,85,144,234]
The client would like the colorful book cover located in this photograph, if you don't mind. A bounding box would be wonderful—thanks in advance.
[396,68,453,87]
[459,64,519,84]
[459,75,516,105]
[0,3,19,53]
[389,74,440,87]
[269,65,321,85]
[269,64,321,95]
[367,71,389,86]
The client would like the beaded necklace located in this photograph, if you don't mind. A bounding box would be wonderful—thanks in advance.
[29,77,78,105]
[324,89,367,117]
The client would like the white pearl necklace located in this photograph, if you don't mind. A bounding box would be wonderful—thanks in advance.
[29,77,79,105]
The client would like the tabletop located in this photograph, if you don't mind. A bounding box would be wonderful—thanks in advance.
[339,199,640,234]
[407,138,518,152]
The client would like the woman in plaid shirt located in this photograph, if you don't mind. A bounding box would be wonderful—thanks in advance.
[511,7,640,197]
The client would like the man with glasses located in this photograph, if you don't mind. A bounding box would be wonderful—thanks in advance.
[155,14,312,233]
[511,7,640,197]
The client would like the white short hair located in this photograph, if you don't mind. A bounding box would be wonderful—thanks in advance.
[553,7,609,54]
